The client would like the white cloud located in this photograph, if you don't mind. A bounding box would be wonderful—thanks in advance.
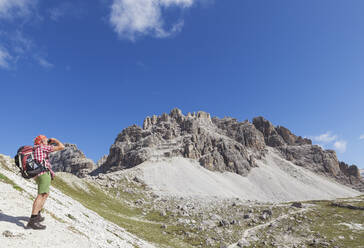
[48,7,64,21]
[35,56,54,69]
[48,2,85,22]
[311,131,348,154]
[0,2,56,70]
[0,0,34,19]
[11,30,33,54]
[109,0,194,40]
[360,134,364,140]
[0,30,35,69]
[0,47,11,68]
[0,1,38,69]
[333,140,347,153]
[312,131,337,143]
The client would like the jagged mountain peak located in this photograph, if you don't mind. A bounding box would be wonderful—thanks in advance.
[92,108,364,192]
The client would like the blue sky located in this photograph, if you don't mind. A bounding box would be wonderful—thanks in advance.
[0,0,363,169]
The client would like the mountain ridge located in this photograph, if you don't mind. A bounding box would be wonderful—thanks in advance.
[83,108,363,192]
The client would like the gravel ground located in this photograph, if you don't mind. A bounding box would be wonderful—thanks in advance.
[126,148,361,202]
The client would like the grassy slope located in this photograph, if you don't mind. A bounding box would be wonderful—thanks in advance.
[0,172,23,192]
[52,177,195,248]
[247,197,364,248]
[0,157,23,192]
[307,197,364,248]
[52,175,364,248]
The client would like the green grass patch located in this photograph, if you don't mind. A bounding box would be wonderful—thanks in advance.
[0,172,23,192]
[45,210,66,223]
[144,210,170,223]
[306,199,364,248]
[52,177,196,247]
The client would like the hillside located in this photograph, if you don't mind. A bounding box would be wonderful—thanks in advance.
[125,148,360,202]
[2,153,364,247]
[0,155,153,248]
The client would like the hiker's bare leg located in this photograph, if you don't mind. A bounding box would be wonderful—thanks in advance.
[27,193,47,229]
[39,193,49,211]
[31,193,48,215]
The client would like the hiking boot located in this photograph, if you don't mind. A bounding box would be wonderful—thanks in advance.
[34,213,45,222]
[26,218,46,230]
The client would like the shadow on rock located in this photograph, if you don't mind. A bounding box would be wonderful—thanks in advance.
[0,213,28,228]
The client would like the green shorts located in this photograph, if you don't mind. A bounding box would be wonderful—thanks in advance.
[35,172,51,195]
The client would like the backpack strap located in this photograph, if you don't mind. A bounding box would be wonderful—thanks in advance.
[32,145,45,165]
[18,154,23,170]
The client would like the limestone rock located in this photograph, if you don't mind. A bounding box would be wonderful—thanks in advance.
[92,108,265,176]
[49,144,96,178]
[291,202,303,208]
[277,145,364,191]
[252,116,363,191]
[89,108,364,192]
[96,155,108,167]
[252,117,311,147]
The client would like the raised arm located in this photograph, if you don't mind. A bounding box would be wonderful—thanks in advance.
[49,138,65,151]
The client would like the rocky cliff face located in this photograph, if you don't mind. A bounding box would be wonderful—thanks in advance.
[92,109,266,176]
[92,108,364,192]
[251,117,363,191]
[253,117,364,191]
[49,144,96,178]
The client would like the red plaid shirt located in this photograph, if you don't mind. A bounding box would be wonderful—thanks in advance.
[34,145,55,178]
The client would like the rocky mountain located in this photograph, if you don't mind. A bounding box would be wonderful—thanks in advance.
[361,169,364,178]
[96,155,108,167]
[252,117,363,191]
[92,108,364,192]
[93,109,265,177]
[49,144,96,178]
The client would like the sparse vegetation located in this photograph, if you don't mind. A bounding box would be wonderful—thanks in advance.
[0,172,23,192]
[52,177,195,247]
[66,213,77,221]
[306,198,364,248]
[51,175,364,248]
[0,156,12,172]
[67,226,88,238]
[1,154,363,248]
[45,210,66,223]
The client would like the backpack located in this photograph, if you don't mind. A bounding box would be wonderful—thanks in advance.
[14,146,47,179]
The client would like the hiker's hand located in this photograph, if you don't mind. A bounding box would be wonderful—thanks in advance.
[50,138,65,151]
[49,138,62,146]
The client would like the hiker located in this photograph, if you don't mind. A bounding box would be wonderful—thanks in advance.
[26,135,65,230]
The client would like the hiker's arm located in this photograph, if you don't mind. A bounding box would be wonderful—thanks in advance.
[49,138,65,151]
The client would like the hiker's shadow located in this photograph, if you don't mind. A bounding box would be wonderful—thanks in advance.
[0,212,28,228]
